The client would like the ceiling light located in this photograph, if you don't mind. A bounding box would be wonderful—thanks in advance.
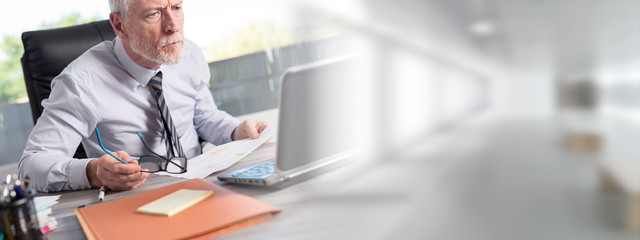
[470,21,495,35]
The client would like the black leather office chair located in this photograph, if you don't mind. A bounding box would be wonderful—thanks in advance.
[21,20,116,158]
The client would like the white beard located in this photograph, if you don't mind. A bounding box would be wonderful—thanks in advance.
[128,28,184,65]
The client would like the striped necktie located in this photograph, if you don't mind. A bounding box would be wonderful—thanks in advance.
[149,71,185,158]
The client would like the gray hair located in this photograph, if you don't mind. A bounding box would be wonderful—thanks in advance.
[108,0,134,16]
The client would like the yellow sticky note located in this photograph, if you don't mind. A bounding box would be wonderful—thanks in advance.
[137,189,213,217]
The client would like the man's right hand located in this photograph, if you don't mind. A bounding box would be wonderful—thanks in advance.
[86,151,149,191]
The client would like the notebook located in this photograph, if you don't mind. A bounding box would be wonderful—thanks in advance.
[218,56,364,186]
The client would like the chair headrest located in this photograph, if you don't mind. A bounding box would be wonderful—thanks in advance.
[21,20,116,80]
[21,20,116,124]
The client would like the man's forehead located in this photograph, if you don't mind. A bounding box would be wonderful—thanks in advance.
[132,0,182,9]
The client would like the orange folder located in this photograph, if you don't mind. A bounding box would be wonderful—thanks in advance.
[75,178,281,240]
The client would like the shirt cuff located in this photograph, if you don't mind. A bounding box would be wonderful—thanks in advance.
[224,120,241,143]
[69,158,93,190]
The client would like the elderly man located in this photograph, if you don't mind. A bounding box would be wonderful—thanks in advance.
[19,0,268,192]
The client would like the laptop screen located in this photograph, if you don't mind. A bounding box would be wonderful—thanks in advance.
[276,57,366,172]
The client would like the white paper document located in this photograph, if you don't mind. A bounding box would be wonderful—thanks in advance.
[156,123,277,179]
[33,195,60,212]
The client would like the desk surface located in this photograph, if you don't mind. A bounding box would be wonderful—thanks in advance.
[41,116,639,240]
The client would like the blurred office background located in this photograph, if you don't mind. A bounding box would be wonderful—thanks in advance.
[0,0,638,238]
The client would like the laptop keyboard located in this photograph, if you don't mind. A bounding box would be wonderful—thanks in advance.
[229,159,275,178]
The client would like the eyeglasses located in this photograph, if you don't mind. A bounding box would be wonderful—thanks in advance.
[136,132,187,174]
[94,127,186,174]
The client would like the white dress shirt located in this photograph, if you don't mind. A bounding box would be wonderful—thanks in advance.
[19,37,240,192]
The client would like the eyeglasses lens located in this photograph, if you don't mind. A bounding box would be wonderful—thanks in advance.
[165,157,187,173]
[138,156,162,173]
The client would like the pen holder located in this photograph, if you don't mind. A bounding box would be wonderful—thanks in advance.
[0,195,42,240]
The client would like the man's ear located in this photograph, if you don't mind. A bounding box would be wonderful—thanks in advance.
[109,12,128,39]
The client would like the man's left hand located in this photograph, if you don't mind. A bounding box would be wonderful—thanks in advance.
[232,120,269,140]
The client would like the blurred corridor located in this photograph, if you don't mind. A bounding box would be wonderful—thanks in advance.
[334,0,640,237]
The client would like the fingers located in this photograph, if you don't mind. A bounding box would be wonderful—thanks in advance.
[102,176,148,191]
[249,121,269,139]
[256,121,269,133]
[96,151,149,191]
[98,168,148,191]
[235,120,269,140]
[246,121,259,139]
[102,151,140,173]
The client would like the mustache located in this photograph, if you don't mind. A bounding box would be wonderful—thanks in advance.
[158,34,184,47]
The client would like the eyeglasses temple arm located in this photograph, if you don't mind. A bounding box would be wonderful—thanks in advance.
[137,131,162,158]
[95,127,128,164]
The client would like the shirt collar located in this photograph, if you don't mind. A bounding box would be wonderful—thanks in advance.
[113,37,161,87]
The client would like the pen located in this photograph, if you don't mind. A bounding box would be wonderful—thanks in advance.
[98,186,106,202]
[23,175,30,189]
[2,175,11,203]
[13,179,25,199]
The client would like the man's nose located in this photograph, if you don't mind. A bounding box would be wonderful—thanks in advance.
[162,10,182,34]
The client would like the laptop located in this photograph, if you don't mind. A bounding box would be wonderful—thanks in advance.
[217,56,364,186]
